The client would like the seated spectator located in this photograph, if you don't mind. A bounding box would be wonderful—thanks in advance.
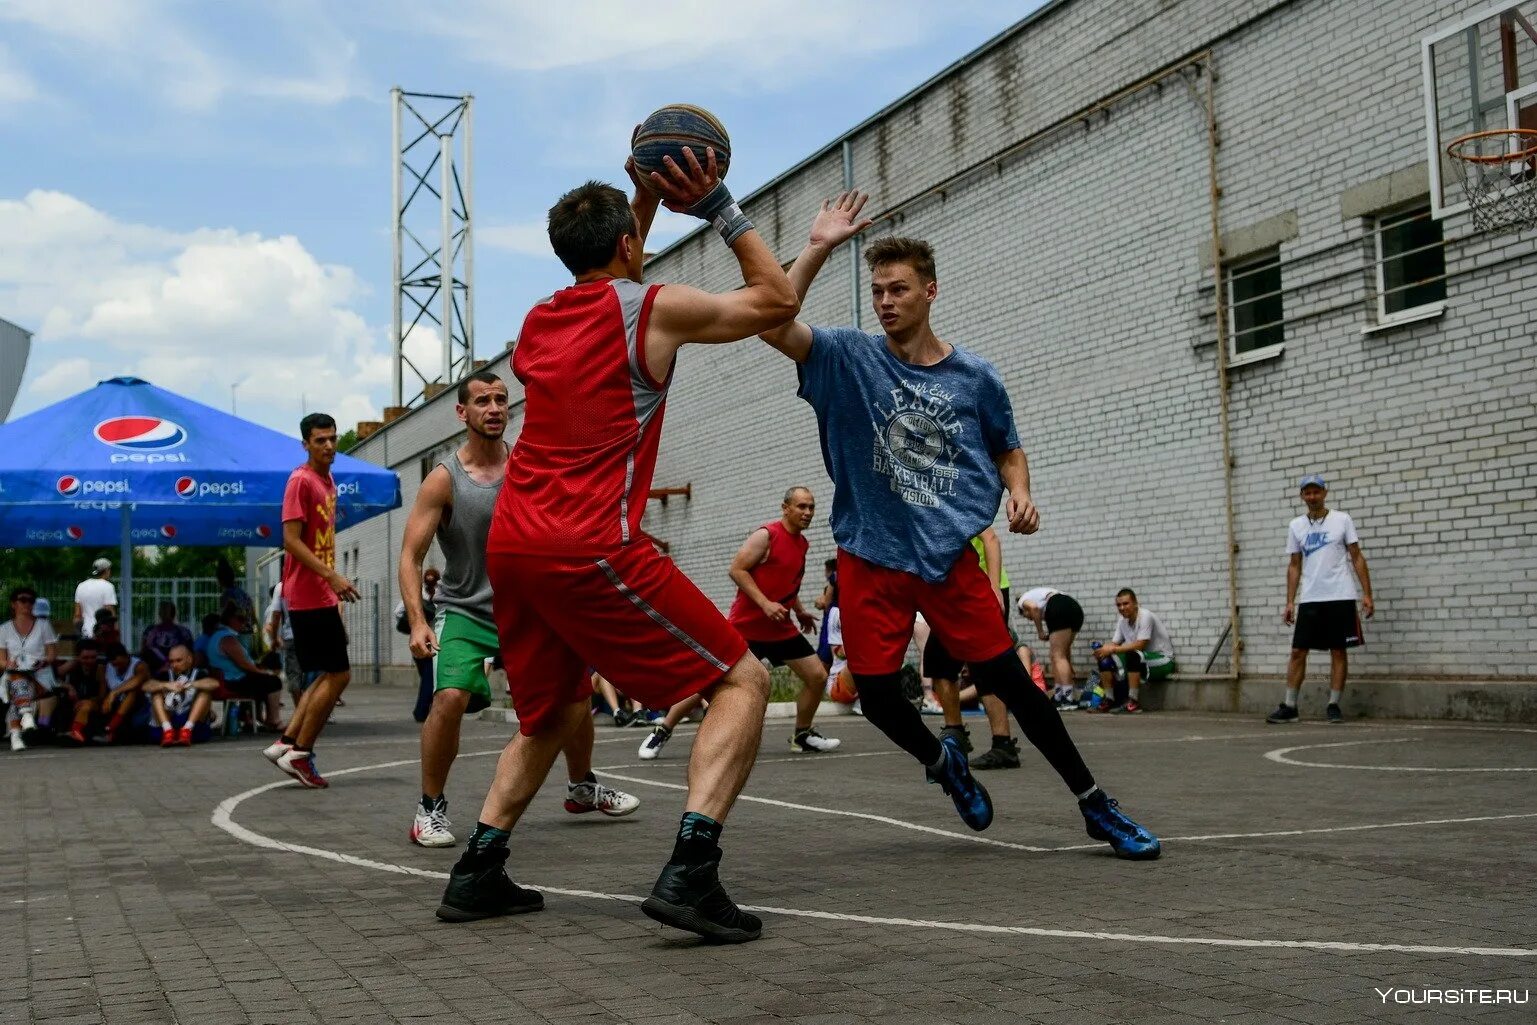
[143,644,218,746]
[92,608,122,649]
[1016,587,1086,710]
[1090,589,1177,716]
[56,640,104,744]
[6,655,43,751]
[1,586,59,733]
[204,605,283,730]
[193,612,221,668]
[140,601,194,677]
[100,643,150,743]
[215,557,256,648]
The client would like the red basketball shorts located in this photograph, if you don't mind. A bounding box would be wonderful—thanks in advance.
[489,542,748,736]
[837,546,1013,676]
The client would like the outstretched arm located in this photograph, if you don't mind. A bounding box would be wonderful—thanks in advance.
[760,191,874,363]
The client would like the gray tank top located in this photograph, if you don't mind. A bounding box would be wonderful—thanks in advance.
[434,446,506,623]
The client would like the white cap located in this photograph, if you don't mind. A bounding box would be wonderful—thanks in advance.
[32,597,51,618]
[92,558,111,575]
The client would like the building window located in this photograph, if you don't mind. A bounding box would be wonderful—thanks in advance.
[1375,205,1446,322]
[1226,249,1284,359]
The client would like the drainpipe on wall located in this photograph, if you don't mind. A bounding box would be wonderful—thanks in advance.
[842,139,861,329]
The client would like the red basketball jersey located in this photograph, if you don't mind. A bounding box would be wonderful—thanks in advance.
[727,520,810,641]
[489,278,669,557]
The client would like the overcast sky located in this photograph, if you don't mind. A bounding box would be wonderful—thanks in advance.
[1,0,1043,434]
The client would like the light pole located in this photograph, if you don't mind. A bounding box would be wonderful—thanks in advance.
[230,380,240,415]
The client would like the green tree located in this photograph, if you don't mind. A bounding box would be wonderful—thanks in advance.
[337,428,359,453]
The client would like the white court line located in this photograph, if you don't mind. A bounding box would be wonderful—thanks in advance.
[1266,737,1537,772]
[211,750,1537,957]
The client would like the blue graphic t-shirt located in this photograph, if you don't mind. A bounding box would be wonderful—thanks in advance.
[798,326,1020,583]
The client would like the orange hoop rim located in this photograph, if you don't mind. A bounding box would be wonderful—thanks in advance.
[1446,128,1537,165]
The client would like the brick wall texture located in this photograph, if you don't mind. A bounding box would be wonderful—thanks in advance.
[332,0,1537,679]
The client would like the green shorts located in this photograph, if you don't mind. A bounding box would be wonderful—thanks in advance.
[1106,650,1177,682]
[434,608,497,714]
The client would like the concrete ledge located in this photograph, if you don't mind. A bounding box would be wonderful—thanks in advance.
[1144,675,1537,723]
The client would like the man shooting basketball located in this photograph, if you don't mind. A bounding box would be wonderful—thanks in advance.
[757,192,1161,859]
[435,147,797,942]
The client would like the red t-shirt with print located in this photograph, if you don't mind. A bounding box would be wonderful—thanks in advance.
[280,464,338,611]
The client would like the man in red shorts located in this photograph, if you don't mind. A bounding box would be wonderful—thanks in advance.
[435,149,797,943]
[262,411,358,789]
[757,192,1160,860]
[638,486,840,760]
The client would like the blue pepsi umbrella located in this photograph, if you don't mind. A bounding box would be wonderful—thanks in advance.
[0,377,401,636]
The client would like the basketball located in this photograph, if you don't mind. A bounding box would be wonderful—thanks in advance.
[632,104,732,184]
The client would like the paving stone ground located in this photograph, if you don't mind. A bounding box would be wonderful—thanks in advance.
[5,686,1535,1024]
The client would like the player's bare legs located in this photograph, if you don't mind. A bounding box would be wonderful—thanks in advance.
[474,699,591,831]
[680,654,770,821]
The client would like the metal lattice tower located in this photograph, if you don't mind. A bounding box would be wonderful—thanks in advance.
[391,88,474,408]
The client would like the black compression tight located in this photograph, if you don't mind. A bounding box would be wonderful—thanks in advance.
[969,649,1096,795]
[850,671,942,766]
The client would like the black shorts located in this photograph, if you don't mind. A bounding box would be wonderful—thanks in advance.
[222,672,282,698]
[1292,600,1363,651]
[922,633,964,681]
[747,634,816,667]
[1044,593,1084,634]
[289,606,351,674]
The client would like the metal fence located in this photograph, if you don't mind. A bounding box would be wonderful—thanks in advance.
[22,576,223,640]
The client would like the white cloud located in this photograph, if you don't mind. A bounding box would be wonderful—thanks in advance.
[1,190,388,433]
[0,0,366,111]
[405,0,942,79]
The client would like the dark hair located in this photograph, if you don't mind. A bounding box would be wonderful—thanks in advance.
[103,642,129,661]
[299,411,337,442]
[548,181,635,275]
[94,607,117,623]
[201,612,221,635]
[219,602,246,624]
[10,586,37,602]
[864,236,936,283]
[824,558,838,573]
[75,639,98,655]
[457,369,504,404]
[215,557,235,588]
[782,486,813,504]
[1116,588,1137,601]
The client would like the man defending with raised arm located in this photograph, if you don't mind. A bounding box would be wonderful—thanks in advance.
[435,148,797,942]
[757,192,1160,859]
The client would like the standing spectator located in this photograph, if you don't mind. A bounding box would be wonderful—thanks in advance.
[74,559,118,639]
[1016,587,1086,709]
[263,411,359,788]
[398,567,441,723]
[205,606,284,731]
[100,643,150,743]
[1,587,58,724]
[144,644,218,746]
[264,573,308,706]
[140,601,194,677]
[1090,589,1177,715]
[813,557,838,669]
[56,640,103,744]
[216,557,256,651]
[1267,475,1376,725]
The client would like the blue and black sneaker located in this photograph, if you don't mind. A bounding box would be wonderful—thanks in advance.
[1079,790,1161,860]
[925,734,994,831]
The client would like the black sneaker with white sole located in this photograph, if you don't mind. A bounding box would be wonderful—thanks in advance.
[1326,703,1343,724]
[436,848,544,922]
[1265,704,1299,724]
[641,851,761,944]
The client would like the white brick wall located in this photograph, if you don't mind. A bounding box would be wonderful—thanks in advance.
[335,0,1537,679]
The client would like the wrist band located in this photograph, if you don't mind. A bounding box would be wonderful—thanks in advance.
[686,182,754,245]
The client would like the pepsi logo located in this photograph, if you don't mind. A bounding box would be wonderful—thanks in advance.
[175,477,197,498]
[57,476,129,497]
[57,475,80,496]
[161,524,177,539]
[95,416,187,451]
[256,524,272,539]
[67,526,84,540]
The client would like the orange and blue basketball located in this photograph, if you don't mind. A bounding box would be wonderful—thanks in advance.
[632,104,731,183]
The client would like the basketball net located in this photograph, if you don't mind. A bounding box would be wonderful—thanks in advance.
[1447,128,1537,234]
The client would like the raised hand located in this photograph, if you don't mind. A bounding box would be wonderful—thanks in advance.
[810,191,873,250]
[648,146,721,213]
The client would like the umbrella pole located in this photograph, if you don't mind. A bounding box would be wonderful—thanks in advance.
[119,503,133,644]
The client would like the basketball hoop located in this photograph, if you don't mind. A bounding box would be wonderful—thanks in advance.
[1446,128,1537,234]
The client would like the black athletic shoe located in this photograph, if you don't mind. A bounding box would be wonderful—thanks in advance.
[435,848,544,922]
[1265,704,1299,724]
[641,851,761,944]
[1326,703,1343,724]
[970,738,1020,770]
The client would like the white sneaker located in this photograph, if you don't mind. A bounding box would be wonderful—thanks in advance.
[9,730,25,752]
[410,800,456,847]
[790,728,841,753]
[565,780,640,817]
[262,739,292,765]
[638,725,671,760]
[919,697,944,715]
[20,710,36,733]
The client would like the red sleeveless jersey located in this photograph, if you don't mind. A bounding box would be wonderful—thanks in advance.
[727,520,810,641]
[489,278,669,557]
